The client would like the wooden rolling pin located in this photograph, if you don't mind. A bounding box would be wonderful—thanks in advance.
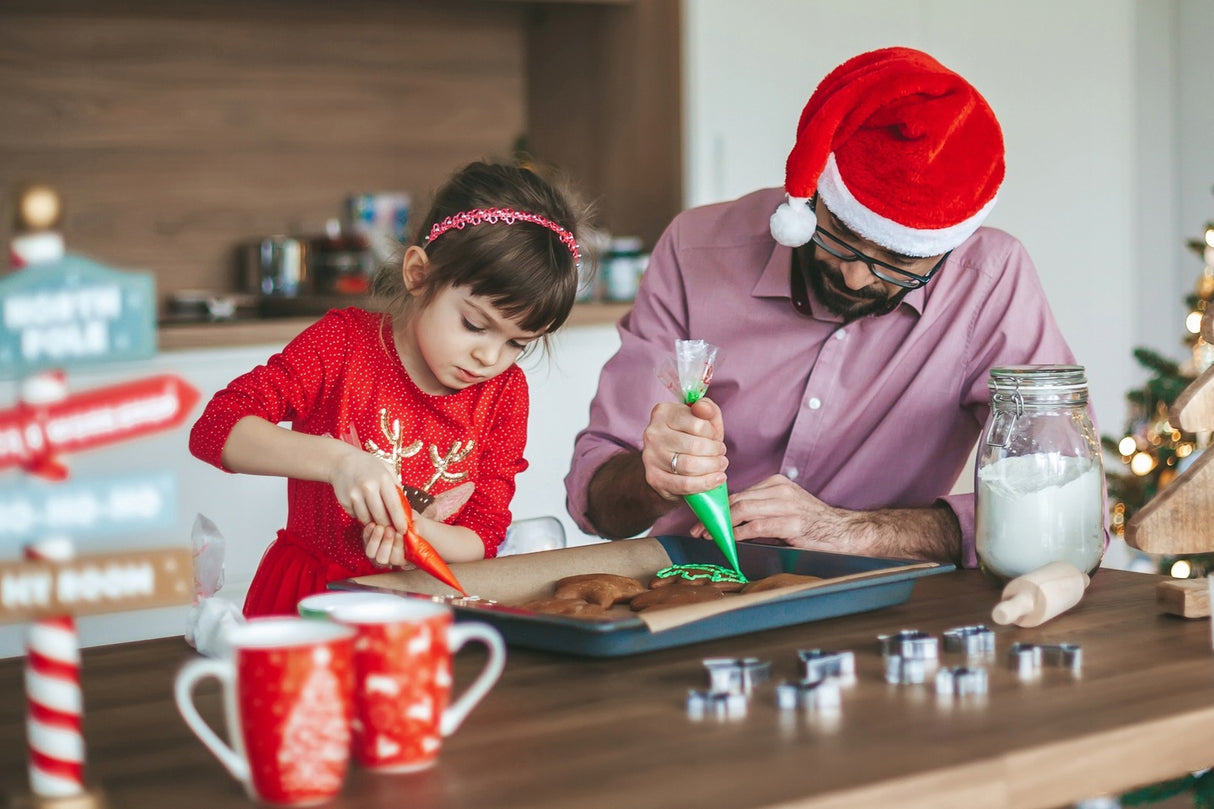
[991,561,1090,628]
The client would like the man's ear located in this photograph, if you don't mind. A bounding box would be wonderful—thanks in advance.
[401,245,430,293]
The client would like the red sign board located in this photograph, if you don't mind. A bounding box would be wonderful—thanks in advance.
[0,374,199,476]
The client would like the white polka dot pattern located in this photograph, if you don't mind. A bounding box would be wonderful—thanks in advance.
[188,307,529,580]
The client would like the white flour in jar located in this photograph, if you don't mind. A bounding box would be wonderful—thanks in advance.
[975,453,1104,580]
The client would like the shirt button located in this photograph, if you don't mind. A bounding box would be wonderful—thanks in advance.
[807,397,822,410]
[835,329,847,340]
[787,467,799,480]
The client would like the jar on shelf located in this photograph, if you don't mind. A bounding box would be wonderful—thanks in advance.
[310,218,372,296]
[600,236,646,302]
[974,365,1105,582]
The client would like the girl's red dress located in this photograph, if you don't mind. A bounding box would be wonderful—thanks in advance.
[189,308,528,617]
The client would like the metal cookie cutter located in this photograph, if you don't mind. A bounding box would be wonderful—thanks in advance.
[686,689,748,720]
[935,666,989,696]
[776,678,842,712]
[796,649,856,683]
[702,657,771,694]
[885,654,930,685]
[1007,642,1082,677]
[942,625,996,657]
[878,629,939,660]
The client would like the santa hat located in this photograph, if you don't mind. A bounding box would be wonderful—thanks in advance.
[770,47,1004,257]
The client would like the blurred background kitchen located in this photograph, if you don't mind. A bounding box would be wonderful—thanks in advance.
[1,0,1212,652]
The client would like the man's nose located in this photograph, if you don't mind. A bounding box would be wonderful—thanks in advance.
[837,258,877,290]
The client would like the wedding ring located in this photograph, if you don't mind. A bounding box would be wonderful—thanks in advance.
[670,452,681,475]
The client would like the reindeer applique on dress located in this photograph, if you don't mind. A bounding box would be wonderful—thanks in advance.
[346,408,477,522]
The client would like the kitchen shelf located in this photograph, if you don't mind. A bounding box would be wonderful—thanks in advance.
[157,302,631,352]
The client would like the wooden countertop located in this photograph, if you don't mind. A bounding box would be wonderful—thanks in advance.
[157,302,632,351]
[3,568,1212,809]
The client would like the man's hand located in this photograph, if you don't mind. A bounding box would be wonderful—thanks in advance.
[691,474,858,549]
[690,474,961,564]
[640,397,729,500]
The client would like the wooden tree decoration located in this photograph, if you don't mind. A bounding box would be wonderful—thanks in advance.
[1125,307,1214,616]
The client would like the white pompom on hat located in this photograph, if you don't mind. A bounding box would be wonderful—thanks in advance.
[770,47,1005,258]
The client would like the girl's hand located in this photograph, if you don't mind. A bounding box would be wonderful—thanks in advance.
[363,523,407,568]
[329,444,411,534]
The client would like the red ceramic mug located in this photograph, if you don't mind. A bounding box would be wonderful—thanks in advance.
[175,617,356,805]
[299,591,506,772]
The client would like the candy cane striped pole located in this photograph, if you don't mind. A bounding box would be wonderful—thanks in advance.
[24,537,85,799]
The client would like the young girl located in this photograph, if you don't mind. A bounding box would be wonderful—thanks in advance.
[189,161,588,617]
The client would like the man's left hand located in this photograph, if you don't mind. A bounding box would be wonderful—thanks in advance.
[690,474,866,552]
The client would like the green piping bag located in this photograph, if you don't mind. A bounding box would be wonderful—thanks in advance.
[667,340,745,580]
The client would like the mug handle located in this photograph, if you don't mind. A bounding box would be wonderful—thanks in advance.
[440,621,506,736]
[174,657,249,784]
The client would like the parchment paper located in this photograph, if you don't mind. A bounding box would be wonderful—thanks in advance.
[345,538,941,634]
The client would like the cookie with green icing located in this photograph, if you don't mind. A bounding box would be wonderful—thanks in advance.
[650,563,747,591]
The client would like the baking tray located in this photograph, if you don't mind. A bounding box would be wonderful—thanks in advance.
[332,536,953,657]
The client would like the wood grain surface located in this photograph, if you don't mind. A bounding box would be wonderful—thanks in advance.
[0,1,681,315]
[2,568,1210,809]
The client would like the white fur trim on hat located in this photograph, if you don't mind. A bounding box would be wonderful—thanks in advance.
[817,154,997,257]
[770,195,816,247]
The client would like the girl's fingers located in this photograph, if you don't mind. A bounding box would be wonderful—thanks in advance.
[386,487,412,534]
[372,532,394,566]
[363,524,386,565]
[388,535,406,567]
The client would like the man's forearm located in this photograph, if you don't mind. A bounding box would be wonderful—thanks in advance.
[849,503,962,566]
[585,450,679,539]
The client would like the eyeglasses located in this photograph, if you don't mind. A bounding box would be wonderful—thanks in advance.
[809,202,950,290]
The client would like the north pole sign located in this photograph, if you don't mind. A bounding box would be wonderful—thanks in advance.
[0,254,156,378]
[0,374,199,475]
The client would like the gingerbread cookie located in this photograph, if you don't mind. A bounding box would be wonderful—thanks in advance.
[740,573,823,594]
[630,582,725,612]
[649,563,747,592]
[553,573,646,608]
[517,597,608,618]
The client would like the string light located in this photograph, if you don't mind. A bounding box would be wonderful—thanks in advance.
[1130,451,1157,476]
[1170,559,1192,578]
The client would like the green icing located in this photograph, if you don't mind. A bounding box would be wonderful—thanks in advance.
[656,563,747,584]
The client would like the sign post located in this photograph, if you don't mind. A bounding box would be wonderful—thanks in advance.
[2,186,197,809]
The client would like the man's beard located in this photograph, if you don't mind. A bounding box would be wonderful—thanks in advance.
[803,250,901,320]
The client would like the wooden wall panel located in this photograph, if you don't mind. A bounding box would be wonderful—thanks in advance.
[0,0,529,308]
[525,0,682,250]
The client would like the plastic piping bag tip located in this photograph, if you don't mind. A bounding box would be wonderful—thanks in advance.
[685,483,745,580]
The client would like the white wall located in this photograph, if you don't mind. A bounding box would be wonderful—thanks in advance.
[683,0,1142,439]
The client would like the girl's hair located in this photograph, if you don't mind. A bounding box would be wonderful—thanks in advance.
[372,161,591,339]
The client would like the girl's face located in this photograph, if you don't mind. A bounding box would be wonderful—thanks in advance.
[397,281,543,396]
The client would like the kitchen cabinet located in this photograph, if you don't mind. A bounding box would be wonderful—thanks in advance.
[0,0,680,312]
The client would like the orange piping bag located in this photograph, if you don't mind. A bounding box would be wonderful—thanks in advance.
[397,489,468,596]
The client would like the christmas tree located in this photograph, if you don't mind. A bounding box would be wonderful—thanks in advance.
[1102,213,1214,577]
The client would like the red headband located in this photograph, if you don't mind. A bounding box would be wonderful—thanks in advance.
[424,207,580,267]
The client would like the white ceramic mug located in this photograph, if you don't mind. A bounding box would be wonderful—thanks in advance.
[175,617,356,805]
[298,591,505,772]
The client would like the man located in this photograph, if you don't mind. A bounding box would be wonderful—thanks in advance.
[564,47,1081,569]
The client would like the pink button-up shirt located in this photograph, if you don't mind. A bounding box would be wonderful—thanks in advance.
[565,188,1093,568]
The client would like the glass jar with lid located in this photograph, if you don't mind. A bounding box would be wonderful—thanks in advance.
[974,365,1105,582]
